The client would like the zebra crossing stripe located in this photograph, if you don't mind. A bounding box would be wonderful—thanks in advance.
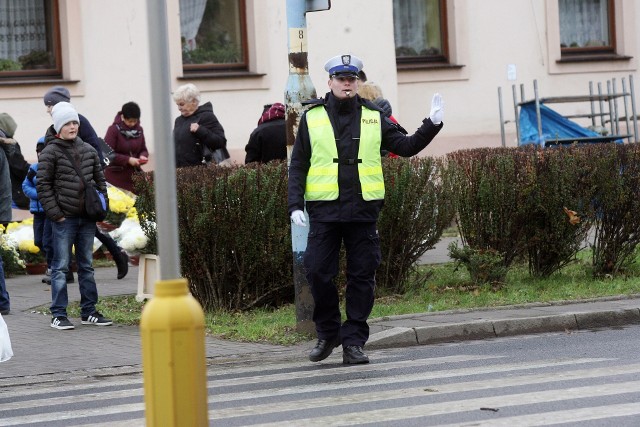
[248,380,640,426]
[0,357,633,426]
[0,403,144,427]
[209,362,640,419]
[213,357,609,401]
[1,357,609,412]
[210,353,503,377]
[435,402,640,427]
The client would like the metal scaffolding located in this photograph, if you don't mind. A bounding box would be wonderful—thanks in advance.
[498,75,639,147]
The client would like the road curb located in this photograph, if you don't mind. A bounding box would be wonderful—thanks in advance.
[366,308,640,350]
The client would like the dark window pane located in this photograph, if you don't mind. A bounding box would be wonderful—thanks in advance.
[181,0,247,72]
[0,0,60,78]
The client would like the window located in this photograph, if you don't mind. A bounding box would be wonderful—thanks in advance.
[0,0,61,79]
[393,0,448,65]
[559,0,615,56]
[180,0,248,73]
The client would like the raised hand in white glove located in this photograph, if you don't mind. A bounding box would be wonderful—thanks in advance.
[290,210,307,227]
[429,93,444,125]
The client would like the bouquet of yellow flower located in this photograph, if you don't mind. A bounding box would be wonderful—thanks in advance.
[18,240,45,264]
[0,224,25,276]
[104,185,136,227]
[4,220,45,265]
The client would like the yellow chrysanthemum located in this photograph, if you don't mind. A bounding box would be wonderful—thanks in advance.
[107,186,135,214]
[126,207,139,219]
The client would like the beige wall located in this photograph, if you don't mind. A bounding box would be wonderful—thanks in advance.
[3,0,639,164]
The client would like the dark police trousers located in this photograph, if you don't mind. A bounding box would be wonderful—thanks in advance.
[304,221,381,347]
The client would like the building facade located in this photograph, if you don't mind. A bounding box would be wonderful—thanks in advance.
[1,0,638,163]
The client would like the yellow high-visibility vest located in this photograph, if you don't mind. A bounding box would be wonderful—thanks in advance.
[305,106,384,201]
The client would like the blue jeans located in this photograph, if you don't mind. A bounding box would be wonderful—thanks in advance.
[0,255,9,312]
[34,213,54,268]
[50,217,98,317]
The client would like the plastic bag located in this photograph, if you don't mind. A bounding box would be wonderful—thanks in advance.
[0,313,13,362]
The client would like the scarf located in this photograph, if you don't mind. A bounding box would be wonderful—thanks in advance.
[116,124,142,139]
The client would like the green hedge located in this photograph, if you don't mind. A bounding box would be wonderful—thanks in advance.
[133,143,640,308]
[446,143,640,281]
[134,158,451,310]
[378,157,454,293]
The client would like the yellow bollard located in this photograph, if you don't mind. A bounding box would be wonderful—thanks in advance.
[141,278,208,426]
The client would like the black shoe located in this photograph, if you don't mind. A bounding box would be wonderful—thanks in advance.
[309,336,341,362]
[42,276,51,285]
[115,250,129,280]
[81,311,113,326]
[51,316,74,330]
[343,345,369,364]
[66,273,74,283]
[0,309,9,316]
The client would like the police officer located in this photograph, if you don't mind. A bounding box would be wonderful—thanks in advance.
[288,54,444,364]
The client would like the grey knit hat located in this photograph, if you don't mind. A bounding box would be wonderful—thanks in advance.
[51,102,79,133]
[43,86,71,106]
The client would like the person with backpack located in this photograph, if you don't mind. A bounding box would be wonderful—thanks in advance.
[37,102,113,330]
[43,86,129,280]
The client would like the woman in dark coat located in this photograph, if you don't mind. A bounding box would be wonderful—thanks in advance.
[172,83,229,168]
[104,102,149,194]
[244,103,287,164]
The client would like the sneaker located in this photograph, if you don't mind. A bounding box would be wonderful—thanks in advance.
[51,316,75,330]
[81,312,113,326]
[66,273,75,283]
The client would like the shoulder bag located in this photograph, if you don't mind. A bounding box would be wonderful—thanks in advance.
[59,147,108,221]
[96,137,116,168]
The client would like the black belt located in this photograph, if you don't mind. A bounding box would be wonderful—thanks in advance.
[333,158,362,165]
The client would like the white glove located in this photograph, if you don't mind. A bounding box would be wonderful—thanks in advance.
[290,210,307,227]
[429,93,444,125]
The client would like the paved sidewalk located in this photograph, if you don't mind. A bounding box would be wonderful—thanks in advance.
[1,238,640,385]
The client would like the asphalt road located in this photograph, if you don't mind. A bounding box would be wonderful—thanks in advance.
[2,324,639,426]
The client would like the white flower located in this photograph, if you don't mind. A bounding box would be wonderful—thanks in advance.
[110,218,148,253]
[5,222,34,250]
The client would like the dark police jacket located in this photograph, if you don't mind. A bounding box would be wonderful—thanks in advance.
[288,92,443,223]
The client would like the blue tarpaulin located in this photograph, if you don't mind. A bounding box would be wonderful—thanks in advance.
[519,102,600,146]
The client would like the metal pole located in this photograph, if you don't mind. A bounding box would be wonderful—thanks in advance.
[621,78,631,142]
[630,74,639,142]
[612,78,620,135]
[589,81,596,128]
[286,0,318,334]
[598,82,606,128]
[512,85,521,146]
[534,80,543,145]
[607,80,615,136]
[498,87,505,147]
[141,1,208,425]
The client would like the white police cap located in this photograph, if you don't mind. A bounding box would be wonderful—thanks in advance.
[324,54,363,77]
